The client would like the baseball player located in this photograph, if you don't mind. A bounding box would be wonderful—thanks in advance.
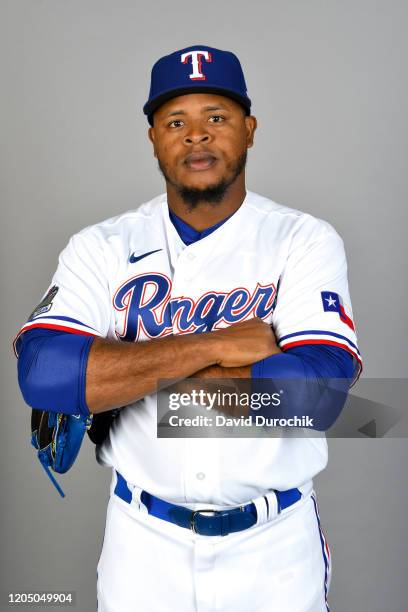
[15,45,361,611]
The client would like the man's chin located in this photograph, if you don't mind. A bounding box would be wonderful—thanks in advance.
[158,151,247,209]
[178,177,224,194]
[177,168,225,191]
[176,178,233,208]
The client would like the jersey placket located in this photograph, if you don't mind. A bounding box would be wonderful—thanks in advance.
[170,237,222,503]
[161,199,228,503]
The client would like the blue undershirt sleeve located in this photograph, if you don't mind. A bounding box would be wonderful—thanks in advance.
[17,328,95,417]
[250,345,355,431]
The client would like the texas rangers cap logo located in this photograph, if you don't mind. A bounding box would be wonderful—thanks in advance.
[180,50,212,81]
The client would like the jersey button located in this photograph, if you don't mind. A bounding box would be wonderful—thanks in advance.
[196,472,206,481]
[186,253,195,261]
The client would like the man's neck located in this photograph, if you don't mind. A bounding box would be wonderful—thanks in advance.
[166,178,247,232]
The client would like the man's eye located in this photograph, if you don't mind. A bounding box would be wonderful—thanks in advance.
[169,119,184,128]
[209,115,224,123]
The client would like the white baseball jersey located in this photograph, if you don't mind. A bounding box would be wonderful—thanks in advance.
[16,190,361,505]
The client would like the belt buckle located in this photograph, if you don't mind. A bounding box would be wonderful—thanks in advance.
[190,509,219,533]
[190,506,245,534]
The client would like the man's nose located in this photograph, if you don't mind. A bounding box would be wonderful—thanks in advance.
[183,126,211,146]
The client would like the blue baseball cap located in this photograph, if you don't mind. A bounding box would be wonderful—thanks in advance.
[143,45,251,125]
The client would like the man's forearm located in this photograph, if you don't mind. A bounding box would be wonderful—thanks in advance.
[191,364,251,379]
[86,333,219,413]
[85,318,279,413]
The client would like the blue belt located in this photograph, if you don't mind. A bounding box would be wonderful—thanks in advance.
[114,471,302,537]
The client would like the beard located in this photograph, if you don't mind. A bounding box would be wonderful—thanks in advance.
[157,151,247,209]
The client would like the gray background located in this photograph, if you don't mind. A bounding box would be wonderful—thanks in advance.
[1,0,407,610]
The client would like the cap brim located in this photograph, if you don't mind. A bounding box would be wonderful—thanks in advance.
[144,86,251,124]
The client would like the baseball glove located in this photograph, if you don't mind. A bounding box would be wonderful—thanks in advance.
[31,409,93,497]
[31,407,120,497]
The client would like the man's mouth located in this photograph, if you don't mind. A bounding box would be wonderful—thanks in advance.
[184,152,217,171]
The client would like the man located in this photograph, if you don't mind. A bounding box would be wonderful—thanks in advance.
[16,45,361,611]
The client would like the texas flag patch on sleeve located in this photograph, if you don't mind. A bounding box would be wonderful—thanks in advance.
[321,291,355,331]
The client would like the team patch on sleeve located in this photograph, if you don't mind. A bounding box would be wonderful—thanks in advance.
[28,285,59,321]
[321,291,355,331]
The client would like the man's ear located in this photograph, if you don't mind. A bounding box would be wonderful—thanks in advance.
[148,126,157,158]
[245,115,257,149]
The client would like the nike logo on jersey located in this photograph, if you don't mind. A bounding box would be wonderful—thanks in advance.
[129,249,162,264]
[113,273,277,342]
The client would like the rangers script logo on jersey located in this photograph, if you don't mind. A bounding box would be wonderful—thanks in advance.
[113,275,277,341]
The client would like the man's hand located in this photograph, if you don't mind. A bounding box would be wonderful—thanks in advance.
[182,319,281,417]
[210,318,280,368]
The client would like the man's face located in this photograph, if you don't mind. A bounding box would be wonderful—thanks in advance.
[148,93,257,206]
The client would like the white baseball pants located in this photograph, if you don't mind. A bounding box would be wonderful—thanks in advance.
[96,488,331,612]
